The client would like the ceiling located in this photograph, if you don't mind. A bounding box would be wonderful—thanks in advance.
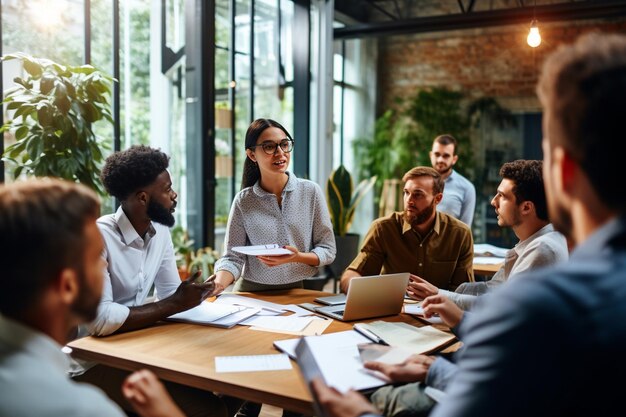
[334,0,626,39]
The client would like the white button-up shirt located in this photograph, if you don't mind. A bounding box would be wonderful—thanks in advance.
[86,206,180,336]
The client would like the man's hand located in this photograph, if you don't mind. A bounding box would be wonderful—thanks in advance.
[406,274,439,300]
[422,294,464,328]
[257,245,299,267]
[171,272,215,311]
[364,354,435,383]
[310,378,379,417]
[122,369,185,417]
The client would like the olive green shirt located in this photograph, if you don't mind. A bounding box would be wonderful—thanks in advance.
[347,211,474,290]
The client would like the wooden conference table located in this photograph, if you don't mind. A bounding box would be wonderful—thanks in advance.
[472,262,502,277]
[68,289,451,415]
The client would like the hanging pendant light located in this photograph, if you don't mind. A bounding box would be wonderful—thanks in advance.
[527,19,542,48]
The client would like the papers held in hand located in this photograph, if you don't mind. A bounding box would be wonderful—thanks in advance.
[232,244,293,256]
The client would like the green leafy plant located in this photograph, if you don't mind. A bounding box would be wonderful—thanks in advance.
[326,165,376,236]
[0,53,114,194]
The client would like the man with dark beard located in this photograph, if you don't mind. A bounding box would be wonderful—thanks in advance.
[74,146,230,417]
[0,179,175,416]
[340,166,473,295]
[430,135,476,227]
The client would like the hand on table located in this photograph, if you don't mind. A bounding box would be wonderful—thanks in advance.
[122,369,185,417]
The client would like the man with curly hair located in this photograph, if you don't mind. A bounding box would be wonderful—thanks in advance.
[75,145,229,417]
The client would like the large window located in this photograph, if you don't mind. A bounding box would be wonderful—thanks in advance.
[1,0,310,250]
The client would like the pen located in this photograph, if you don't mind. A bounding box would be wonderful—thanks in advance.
[354,324,388,345]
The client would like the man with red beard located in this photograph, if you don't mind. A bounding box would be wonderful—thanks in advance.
[340,166,473,295]
[430,135,476,227]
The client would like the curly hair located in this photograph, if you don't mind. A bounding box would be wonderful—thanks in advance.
[500,160,547,221]
[101,145,170,200]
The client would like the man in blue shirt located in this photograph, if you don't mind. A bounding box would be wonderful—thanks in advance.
[311,32,626,417]
[430,135,476,226]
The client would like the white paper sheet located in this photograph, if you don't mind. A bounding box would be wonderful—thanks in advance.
[402,304,444,324]
[473,256,506,265]
[167,302,244,324]
[282,304,317,317]
[473,243,509,258]
[295,331,388,393]
[241,315,313,332]
[213,294,286,315]
[273,330,370,362]
[215,354,292,372]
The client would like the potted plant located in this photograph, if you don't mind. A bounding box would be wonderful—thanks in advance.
[0,53,114,194]
[326,165,376,288]
[172,226,220,281]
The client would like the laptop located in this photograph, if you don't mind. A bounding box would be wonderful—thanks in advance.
[312,273,409,321]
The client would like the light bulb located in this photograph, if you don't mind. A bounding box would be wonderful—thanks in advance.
[527,20,541,48]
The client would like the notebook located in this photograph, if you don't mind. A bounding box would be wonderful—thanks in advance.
[310,273,409,321]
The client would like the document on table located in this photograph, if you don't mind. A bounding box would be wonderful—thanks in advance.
[241,315,313,332]
[354,321,455,354]
[273,330,370,360]
[403,304,444,324]
[232,244,293,256]
[255,317,332,337]
[215,354,292,373]
[473,256,505,265]
[473,243,509,258]
[214,293,286,316]
[166,302,245,325]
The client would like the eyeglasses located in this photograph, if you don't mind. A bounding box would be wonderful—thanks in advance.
[249,138,294,155]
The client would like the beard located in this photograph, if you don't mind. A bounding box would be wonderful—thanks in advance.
[548,199,573,241]
[71,270,101,322]
[404,198,437,227]
[147,199,176,227]
[434,162,453,175]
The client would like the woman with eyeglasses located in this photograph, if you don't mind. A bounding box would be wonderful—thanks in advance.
[212,118,336,294]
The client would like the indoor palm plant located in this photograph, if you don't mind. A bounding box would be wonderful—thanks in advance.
[0,53,114,194]
[326,165,376,288]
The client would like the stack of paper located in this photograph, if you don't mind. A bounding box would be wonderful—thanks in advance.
[166,302,254,327]
[474,243,509,265]
[473,243,509,257]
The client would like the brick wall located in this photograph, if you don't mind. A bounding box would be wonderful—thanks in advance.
[378,18,626,113]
